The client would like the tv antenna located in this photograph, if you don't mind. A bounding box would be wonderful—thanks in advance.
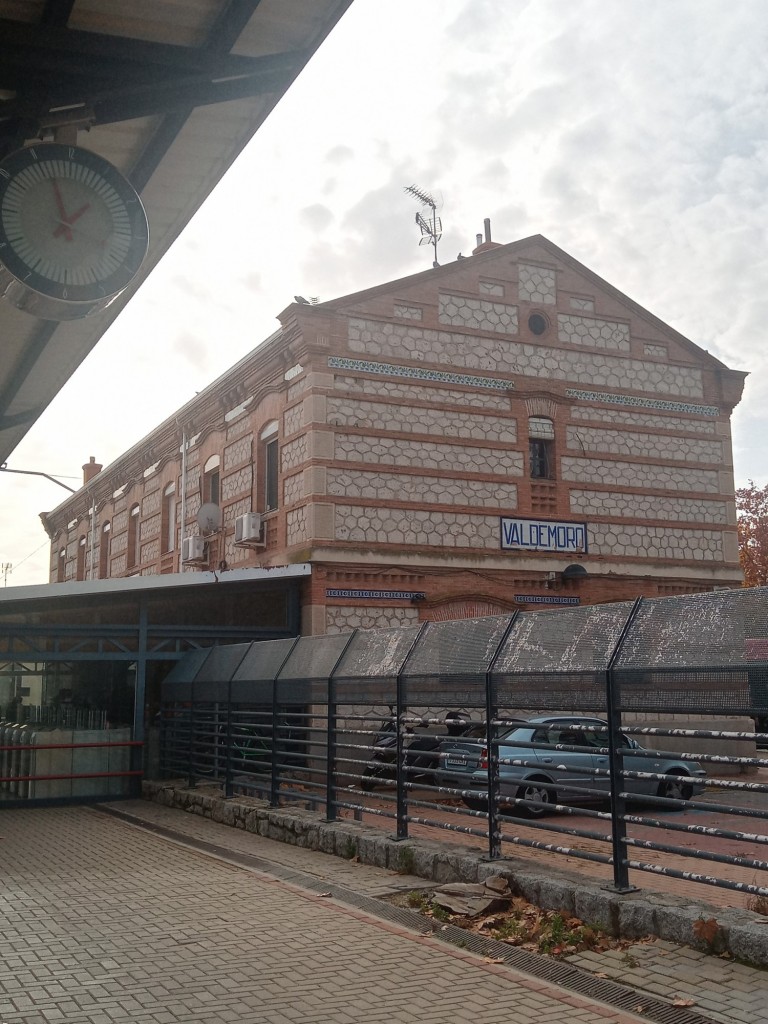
[404,184,442,268]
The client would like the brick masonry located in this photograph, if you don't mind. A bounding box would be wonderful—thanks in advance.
[43,237,746,631]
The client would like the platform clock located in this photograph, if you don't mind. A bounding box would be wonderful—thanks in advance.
[0,143,149,320]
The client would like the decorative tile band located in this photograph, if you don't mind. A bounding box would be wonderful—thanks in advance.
[326,588,425,601]
[328,356,514,391]
[566,388,719,417]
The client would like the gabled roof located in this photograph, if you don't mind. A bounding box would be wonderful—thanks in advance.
[0,0,352,464]
[293,233,738,373]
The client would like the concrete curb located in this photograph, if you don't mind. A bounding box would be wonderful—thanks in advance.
[142,780,768,966]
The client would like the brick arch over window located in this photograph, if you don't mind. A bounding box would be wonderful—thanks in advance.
[76,535,87,581]
[99,521,111,579]
[127,503,140,571]
[203,455,220,506]
[259,420,279,513]
[56,545,66,583]
[420,597,518,621]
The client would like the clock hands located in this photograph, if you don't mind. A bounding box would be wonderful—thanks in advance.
[50,179,91,241]
[51,180,72,241]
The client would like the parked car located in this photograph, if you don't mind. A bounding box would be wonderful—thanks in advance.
[437,715,707,817]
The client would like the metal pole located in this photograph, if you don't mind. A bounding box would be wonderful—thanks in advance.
[485,613,519,860]
[131,599,148,799]
[88,492,96,580]
[187,671,196,790]
[224,673,233,799]
[394,621,431,841]
[179,427,188,573]
[269,637,301,807]
[605,597,644,892]
[324,631,358,821]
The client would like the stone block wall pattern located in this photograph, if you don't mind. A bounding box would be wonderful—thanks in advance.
[438,293,519,334]
[327,468,518,509]
[518,263,556,303]
[393,303,423,320]
[348,319,705,398]
[569,489,729,524]
[224,435,252,470]
[566,425,724,464]
[561,456,721,493]
[589,522,724,560]
[325,605,419,633]
[334,434,525,476]
[558,313,630,351]
[335,504,505,549]
[332,373,513,411]
[570,405,717,435]
[326,396,517,443]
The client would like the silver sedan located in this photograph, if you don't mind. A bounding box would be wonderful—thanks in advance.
[438,715,707,817]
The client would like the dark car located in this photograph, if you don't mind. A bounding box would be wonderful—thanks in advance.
[438,714,706,816]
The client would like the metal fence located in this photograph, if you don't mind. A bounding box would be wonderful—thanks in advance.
[158,588,768,901]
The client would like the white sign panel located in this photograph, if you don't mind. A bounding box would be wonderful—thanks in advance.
[500,517,588,553]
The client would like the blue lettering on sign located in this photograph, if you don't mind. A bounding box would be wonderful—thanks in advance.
[500,517,587,553]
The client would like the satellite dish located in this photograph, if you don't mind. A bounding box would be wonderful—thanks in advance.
[197,502,221,533]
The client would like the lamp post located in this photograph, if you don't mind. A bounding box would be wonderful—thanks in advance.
[0,462,76,492]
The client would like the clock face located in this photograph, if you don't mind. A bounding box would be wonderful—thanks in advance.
[0,143,149,318]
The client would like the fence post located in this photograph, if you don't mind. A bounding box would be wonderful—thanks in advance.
[224,676,233,799]
[325,631,358,822]
[392,622,431,841]
[187,675,196,790]
[270,637,301,808]
[485,613,519,860]
[605,597,644,893]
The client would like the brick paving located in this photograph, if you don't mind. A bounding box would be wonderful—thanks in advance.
[116,799,768,1024]
[0,805,652,1024]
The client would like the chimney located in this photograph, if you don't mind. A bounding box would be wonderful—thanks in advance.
[471,217,503,255]
[82,456,102,485]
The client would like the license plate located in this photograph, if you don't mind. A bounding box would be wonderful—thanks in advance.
[447,757,468,767]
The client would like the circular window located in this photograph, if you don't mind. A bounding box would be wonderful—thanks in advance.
[528,313,548,335]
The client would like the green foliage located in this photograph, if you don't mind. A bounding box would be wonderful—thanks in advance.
[342,837,358,860]
[406,890,430,910]
[395,846,416,875]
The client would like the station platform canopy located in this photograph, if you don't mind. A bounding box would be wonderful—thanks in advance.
[0,0,353,463]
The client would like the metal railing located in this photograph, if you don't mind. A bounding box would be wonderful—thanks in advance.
[157,588,768,902]
[0,721,142,804]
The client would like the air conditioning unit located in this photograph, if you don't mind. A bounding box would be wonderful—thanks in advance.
[234,512,264,546]
[182,534,206,563]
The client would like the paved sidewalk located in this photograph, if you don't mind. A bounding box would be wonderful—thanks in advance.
[0,801,763,1024]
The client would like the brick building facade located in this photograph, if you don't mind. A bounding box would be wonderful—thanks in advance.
[41,233,747,634]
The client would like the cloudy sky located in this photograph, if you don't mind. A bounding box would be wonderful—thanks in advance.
[2,0,767,587]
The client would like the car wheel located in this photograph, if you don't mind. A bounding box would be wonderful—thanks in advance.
[516,777,554,818]
[658,772,693,803]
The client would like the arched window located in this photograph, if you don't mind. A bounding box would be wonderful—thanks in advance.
[76,536,86,581]
[528,416,555,480]
[57,547,66,583]
[203,455,220,506]
[127,503,140,570]
[260,421,279,512]
[99,521,111,579]
[161,483,176,553]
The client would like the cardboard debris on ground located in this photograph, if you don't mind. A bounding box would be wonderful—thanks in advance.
[432,875,512,917]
